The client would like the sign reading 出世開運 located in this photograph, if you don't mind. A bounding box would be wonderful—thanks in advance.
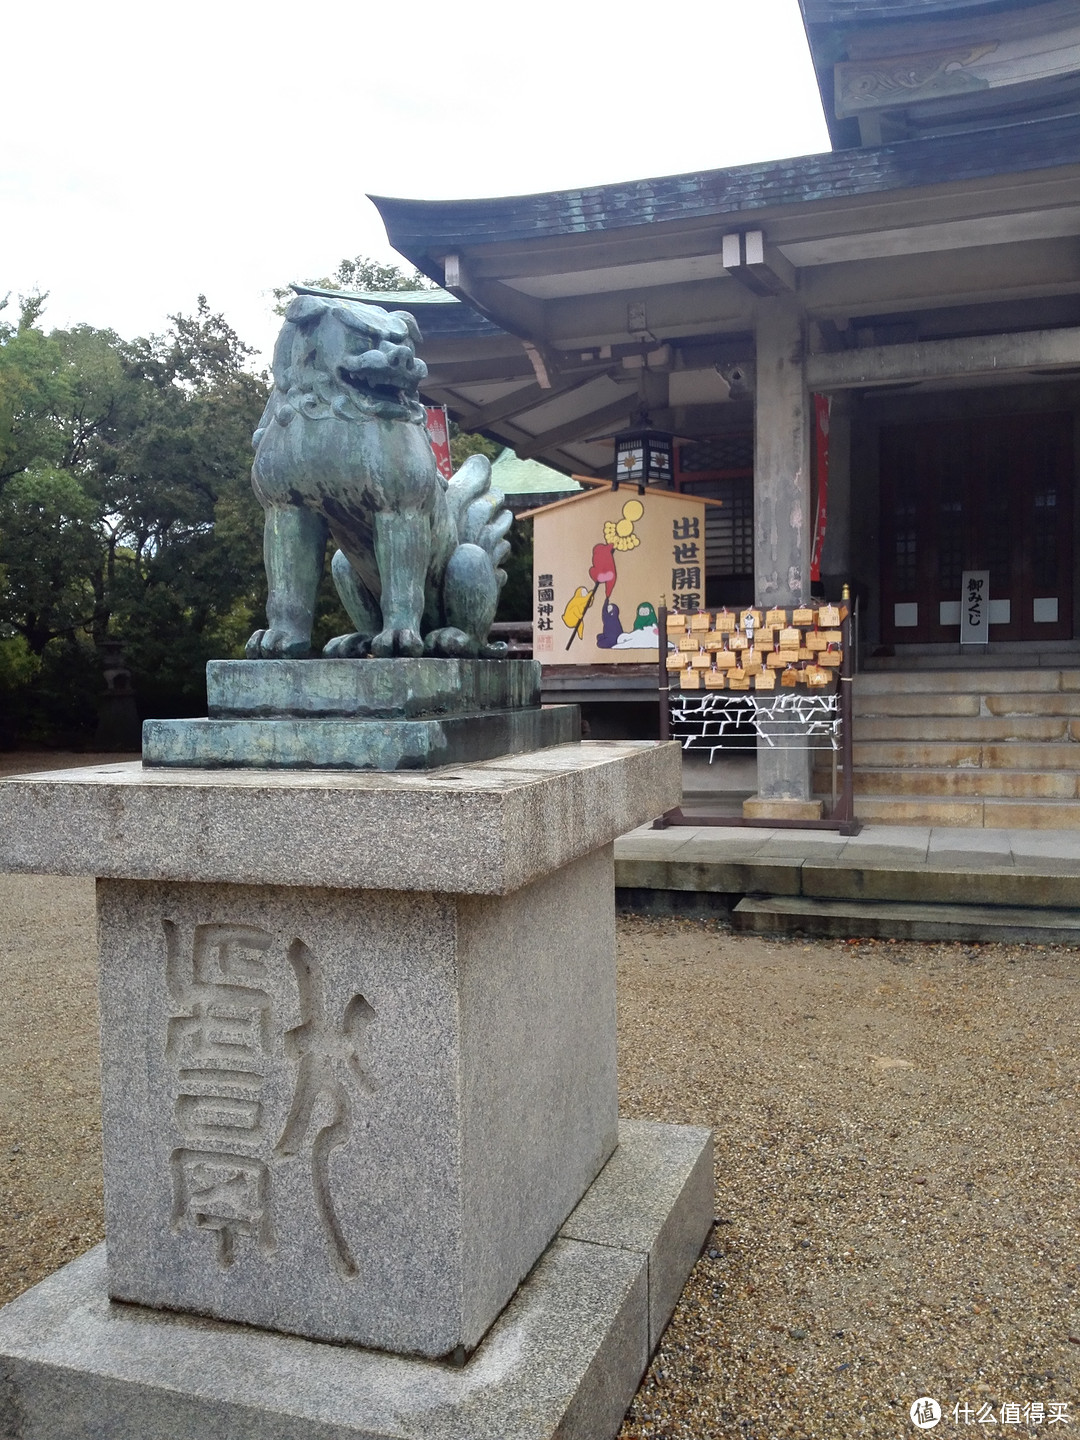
[531,487,709,665]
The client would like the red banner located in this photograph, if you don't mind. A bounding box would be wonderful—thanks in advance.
[810,393,831,584]
[424,405,453,481]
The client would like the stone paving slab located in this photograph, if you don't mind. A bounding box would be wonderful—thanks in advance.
[840,826,931,853]
[613,823,1080,924]
[615,822,1080,872]
[928,829,1014,855]
[562,1119,713,1351]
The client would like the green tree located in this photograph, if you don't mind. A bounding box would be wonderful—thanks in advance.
[0,294,72,490]
[327,256,435,292]
[273,255,436,313]
[104,299,267,715]
[0,466,100,654]
[0,296,267,739]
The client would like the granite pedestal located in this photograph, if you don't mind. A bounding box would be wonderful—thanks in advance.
[0,1121,713,1440]
[0,739,712,1438]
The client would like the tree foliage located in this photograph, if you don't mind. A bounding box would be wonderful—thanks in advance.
[0,293,266,741]
[273,255,436,313]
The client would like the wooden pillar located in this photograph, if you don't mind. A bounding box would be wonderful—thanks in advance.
[745,295,821,818]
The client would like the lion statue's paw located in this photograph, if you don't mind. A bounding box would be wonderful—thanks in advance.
[323,632,372,659]
[245,627,312,659]
[479,640,509,658]
[424,627,479,658]
[370,627,424,658]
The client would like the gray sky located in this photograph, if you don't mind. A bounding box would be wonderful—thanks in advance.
[3,0,830,362]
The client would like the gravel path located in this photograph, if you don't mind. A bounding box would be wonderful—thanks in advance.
[0,753,1077,1437]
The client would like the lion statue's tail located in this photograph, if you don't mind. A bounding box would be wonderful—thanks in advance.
[445,453,513,590]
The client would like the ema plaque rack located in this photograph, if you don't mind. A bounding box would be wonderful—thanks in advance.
[654,588,859,833]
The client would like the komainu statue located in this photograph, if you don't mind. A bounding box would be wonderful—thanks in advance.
[246,287,511,659]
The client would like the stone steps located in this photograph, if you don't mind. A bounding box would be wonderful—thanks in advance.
[856,669,1080,693]
[614,827,1080,938]
[849,739,1080,768]
[835,669,1080,827]
[616,845,1080,910]
[732,894,1080,943]
[844,796,1080,827]
[820,767,1080,798]
[853,716,1072,742]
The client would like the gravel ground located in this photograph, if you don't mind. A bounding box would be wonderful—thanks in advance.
[0,752,1077,1437]
[615,915,1078,1438]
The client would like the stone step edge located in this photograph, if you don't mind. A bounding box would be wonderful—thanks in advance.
[850,797,1080,818]
[810,775,1080,796]
[813,774,1080,788]
[854,671,1080,691]
[851,719,1080,731]
[854,699,1080,710]
[732,894,1080,943]
[844,748,1080,762]
[615,854,1080,887]
[811,767,1080,782]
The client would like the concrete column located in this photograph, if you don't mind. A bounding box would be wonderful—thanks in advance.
[746,295,820,818]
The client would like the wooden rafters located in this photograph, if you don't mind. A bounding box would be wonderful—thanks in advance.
[515,397,636,460]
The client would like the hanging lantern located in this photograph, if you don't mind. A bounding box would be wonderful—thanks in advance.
[613,422,674,487]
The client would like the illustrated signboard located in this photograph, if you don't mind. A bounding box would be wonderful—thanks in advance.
[530,486,709,664]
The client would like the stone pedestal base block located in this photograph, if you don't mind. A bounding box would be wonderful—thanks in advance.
[0,1121,713,1440]
[204,657,544,718]
[142,657,580,771]
[0,742,683,1364]
[143,703,578,771]
[742,796,824,821]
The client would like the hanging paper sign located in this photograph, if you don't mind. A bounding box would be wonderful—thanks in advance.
[961,570,990,644]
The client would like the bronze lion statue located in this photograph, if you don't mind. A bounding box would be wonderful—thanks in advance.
[246,287,510,660]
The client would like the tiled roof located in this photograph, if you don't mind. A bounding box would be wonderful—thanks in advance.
[372,113,1080,260]
[340,288,503,338]
[491,448,581,495]
[802,0,1046,16]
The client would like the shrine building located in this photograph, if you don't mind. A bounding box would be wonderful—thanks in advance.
[362,0,1080,826]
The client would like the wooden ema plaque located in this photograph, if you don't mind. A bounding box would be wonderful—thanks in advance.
[665,607,844,688]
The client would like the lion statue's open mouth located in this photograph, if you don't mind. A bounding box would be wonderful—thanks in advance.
[335,319,429,424]
[246,287,511,661]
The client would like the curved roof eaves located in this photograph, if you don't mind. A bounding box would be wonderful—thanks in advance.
[372,113,1080,254]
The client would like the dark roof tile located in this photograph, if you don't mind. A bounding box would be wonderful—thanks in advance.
[372,113,1080,261]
